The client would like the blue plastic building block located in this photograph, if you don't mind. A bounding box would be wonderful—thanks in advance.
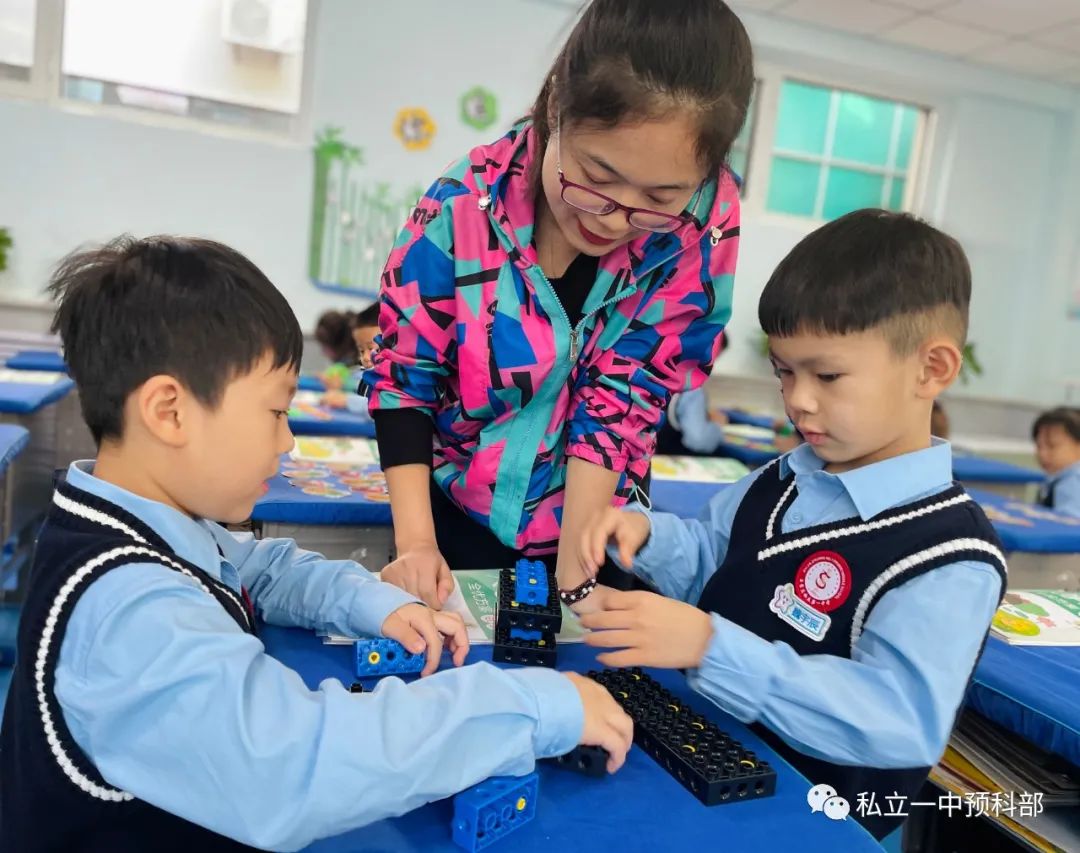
[509,627,542,642]
[496,567,562,634]
[354,638,425,678]
[451,772,539,851]
[513,559,548,605]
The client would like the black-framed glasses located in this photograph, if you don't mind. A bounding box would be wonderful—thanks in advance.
[556,121,700,234]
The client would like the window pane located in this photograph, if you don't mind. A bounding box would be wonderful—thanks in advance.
[895,105,919,170]
[767,157,820,217]
[774,80,830,156]
[0,0,36,71]
[888,177,906,211]
[62,0,307,116]
[831,91,894,167]
[822,168,885,220]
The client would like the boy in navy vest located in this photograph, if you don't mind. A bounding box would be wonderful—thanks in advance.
[0,236,631,852]
[575,209,1006,839]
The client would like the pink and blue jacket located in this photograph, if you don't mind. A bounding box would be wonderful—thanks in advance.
[365,121,739,554]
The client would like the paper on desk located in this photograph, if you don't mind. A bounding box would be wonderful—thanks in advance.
[322,569,586,646]
[0,368,63,385]
[990,590,1080,646]
[651,454,750,483]
[290,436,379,466]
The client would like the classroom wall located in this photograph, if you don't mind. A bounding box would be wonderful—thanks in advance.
[0,0,1078,407]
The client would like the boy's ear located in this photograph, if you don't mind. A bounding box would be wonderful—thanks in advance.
[132,375,191,448]
[915,336,962,399]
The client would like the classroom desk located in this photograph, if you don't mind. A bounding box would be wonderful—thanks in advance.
[298,374,328,392]
[4,352,96,467]
[4,350,67,373]
[953,454,1043,501]
[287,395,376,439]
[712,425,781,467]
[723,409,780,430]
[0,425,30,593]
[0,370,76,560]
[251,451,392,564]
[967,489,1080,591]
[259,625,881,853]
[650,479,1080,591]
[969,638,1080,770]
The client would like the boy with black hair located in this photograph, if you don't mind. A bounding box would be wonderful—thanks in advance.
[575,209,1006,839]
[1032,406,1080,517]
[0,236,631,852]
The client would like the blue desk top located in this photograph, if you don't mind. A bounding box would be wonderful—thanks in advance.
[251,457,390,525]
[0,370,75,414]
[0,425,29,476]
[966,488,1080,554]
[724,409,780,430]
[288,406,375,439]
[259,625,880,853]
[5,350,67,373]
[970,638,1080,769]
[953,454,1042,485]
[297,375,327,392]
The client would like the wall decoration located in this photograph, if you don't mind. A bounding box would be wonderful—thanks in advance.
[460,85,498,131]
[393,106,437,151]
[308,126,422,295]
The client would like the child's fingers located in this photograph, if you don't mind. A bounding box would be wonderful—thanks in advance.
[385,622,426,656]
[436,563,455,606]
[409,616,444,677]
[436,613,469,664]
[579,610,632,631]
[582,629,635,649]
[596,648,643,669]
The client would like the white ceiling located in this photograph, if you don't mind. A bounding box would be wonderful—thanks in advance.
[732,0,1080,87]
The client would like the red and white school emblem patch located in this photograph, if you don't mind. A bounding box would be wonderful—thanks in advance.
[794,551,851,613]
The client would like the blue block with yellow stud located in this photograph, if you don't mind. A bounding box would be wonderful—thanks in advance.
[451,772,539,851]
[354,637,425,678]
[495,563,561,635]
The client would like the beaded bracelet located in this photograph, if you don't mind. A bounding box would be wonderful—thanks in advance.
[559,577,597,606]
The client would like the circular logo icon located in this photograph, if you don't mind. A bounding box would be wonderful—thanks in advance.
[794,550,851,613]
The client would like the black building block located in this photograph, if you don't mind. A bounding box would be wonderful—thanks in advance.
[543,744,609,778]
[492,624,557,668]
[495,566,562,635]
[588,668,777,806]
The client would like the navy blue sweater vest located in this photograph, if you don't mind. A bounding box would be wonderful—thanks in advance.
[697,462,1006,839]
[0,480,259,852]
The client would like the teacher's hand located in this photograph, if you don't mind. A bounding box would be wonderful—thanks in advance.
[381,541,454,609]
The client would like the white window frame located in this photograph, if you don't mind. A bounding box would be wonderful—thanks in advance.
[741,62,939,229]
[0,0,318,144]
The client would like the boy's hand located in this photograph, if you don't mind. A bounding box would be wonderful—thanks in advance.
[381,543,454,608]
[579,590,714,670]
[380,602,469,676]
[562,673,634,773]
[579,507,651,577]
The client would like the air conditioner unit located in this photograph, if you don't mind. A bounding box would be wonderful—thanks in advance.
[221,0,307,54]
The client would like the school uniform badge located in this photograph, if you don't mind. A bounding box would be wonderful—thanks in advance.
[769,551,852,641]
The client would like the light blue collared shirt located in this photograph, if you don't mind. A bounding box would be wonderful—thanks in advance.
[670,388,724,454]
[56,462,581,851]
[618,440,1003,769]
[1043,460,1080,518]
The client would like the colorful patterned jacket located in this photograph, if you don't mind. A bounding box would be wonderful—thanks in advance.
[365,121,739,554]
